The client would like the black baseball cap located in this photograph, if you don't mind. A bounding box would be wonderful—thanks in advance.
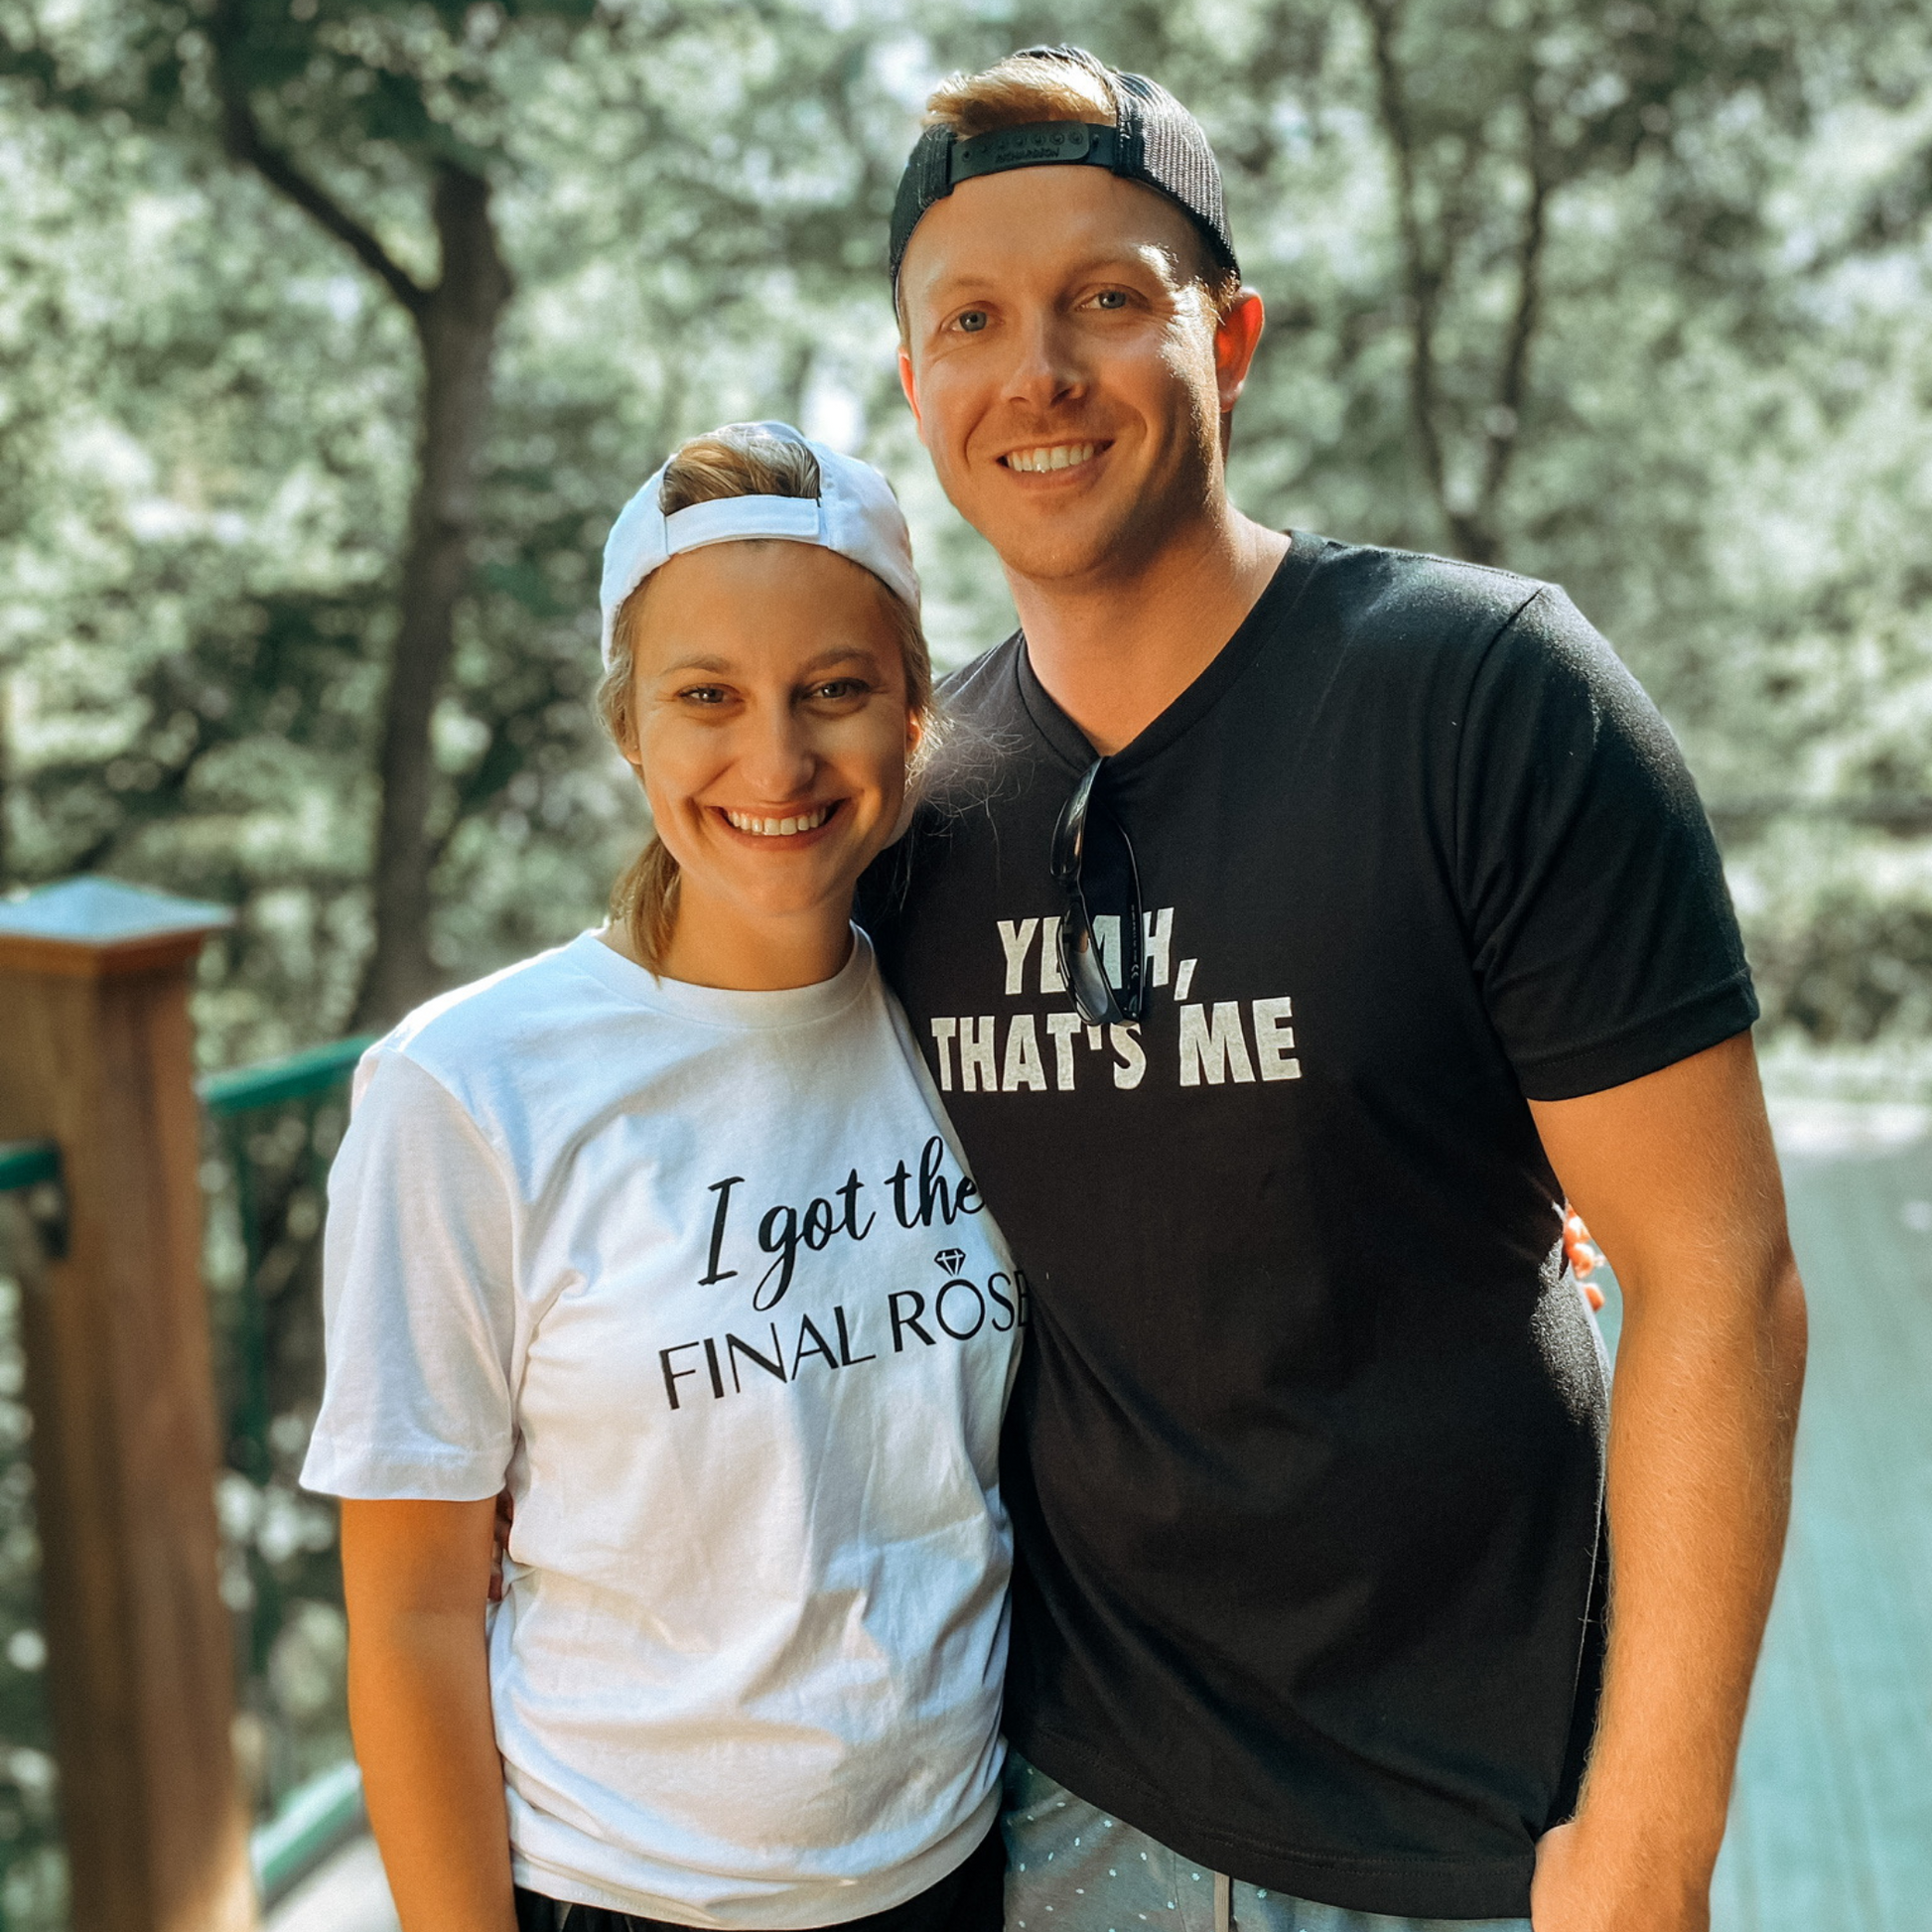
[889,46,1239,291]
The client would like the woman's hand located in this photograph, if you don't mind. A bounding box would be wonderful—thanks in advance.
[342,1496,519,1932]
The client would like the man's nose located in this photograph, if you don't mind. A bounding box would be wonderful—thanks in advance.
[1004,309,1086,415]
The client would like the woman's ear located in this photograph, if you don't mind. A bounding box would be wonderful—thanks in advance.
[888,709,925,844]
[611,687,645,774]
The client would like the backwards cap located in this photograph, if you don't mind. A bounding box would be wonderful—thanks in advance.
[890,45,1238,289]
[598,422,920,668]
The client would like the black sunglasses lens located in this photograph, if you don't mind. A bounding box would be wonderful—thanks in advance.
[1051,757,1147,1028]
[1058,909,1120,1027]
[1051,762,1100,885]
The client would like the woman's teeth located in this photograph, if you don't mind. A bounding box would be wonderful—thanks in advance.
[1006,443,1098,473]
[724,806,831,838]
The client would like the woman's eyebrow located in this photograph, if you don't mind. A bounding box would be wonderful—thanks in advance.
[655,646,886,678]
[797,646,886,673]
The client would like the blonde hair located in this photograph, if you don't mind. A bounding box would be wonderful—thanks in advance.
[920,52,1241,319]
[925,50,1118,137]
[597,426,935,970]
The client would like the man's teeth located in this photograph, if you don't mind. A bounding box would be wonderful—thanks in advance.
[1006,443,1098,474]
[724,806,831,837]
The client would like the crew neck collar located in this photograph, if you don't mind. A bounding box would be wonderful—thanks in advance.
[1013,534,1321,774]
[563,923,876,1032]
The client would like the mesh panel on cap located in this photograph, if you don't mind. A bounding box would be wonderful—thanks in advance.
[1118,71,1234,272]
[888,46,1238,286]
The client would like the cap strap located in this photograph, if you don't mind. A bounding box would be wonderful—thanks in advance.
[664,494,820,555]
[950,120,1121,185]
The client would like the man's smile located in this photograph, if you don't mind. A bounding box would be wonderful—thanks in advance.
[1000,442,1109,474]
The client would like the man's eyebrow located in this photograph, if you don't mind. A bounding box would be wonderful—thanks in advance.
[923,245,1183,301]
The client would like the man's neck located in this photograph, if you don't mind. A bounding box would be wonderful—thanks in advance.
[1007,507,1291,756]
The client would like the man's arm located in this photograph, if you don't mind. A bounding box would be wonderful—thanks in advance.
[1527,1031,1807,1932]
[341,1497,517,1932]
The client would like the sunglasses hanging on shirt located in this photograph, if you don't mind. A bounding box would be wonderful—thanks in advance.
[1050,758,1149,1029]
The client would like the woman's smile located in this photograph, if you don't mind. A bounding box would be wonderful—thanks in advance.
[718,802,840,840]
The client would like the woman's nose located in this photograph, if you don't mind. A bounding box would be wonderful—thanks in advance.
[735,706,818,799]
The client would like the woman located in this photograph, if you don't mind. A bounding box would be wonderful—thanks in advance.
[303,423,1020,1932]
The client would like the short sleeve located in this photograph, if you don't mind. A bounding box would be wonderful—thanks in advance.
[1455,587,1757,1101]
[300,1050,518,1500]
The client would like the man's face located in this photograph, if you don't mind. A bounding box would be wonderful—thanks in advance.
[897,165,1248,587]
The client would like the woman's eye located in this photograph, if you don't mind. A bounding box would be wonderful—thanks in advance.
[810,679,867,702]
[954,309,990,335]
[680,685,729,706]
[1092,289,1129,311]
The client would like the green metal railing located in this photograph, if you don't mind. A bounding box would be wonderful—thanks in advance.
[0,1151,56,1198]
[200,1035,376,1901]
[202,1036,373,1487]
[0,1145,64,1929]
[0,1034,377,1925]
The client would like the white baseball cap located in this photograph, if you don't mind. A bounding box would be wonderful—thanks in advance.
[598,422,921,668]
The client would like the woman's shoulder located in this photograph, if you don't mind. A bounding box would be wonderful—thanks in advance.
[353,934,675,1150]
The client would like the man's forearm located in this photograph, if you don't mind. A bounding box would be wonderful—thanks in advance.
[349,1607,517,1932]
[1575,1247,1807,1884]
[1527,1034,1809,1929]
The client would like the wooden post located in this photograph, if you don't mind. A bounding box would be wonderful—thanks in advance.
[0,879,257,1932]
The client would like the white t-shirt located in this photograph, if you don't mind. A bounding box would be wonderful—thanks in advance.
[302,929,1023,1926]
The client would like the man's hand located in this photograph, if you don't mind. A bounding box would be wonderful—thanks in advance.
[1527,1031,1806,1930]
[1530,1816,1706,1932]
[487,1484,513,1604]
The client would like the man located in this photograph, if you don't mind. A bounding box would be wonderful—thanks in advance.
[869,44,1807,1932]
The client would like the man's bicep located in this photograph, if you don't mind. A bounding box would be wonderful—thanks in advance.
[1460,591,1757,1099]
[1527,1031,1791,1306]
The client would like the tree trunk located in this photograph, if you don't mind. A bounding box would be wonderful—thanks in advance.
[352,164,513,1028]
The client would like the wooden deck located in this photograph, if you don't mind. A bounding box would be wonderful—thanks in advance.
[1707,1101,1932,1930]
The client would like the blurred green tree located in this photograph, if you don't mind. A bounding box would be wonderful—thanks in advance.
[1,0,592,1022]
[0,0,1929,1061]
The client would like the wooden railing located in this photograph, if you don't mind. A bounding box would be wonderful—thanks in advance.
[0,880,373,1931]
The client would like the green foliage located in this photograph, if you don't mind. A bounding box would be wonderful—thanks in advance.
[0,0,1930,1060]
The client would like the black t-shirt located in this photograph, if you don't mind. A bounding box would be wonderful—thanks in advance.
[862,535,1758,1920]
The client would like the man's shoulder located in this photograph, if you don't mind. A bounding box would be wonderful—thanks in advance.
[936,630,1026,721]
[919,631,1050,815]
[1293,532,1560,657]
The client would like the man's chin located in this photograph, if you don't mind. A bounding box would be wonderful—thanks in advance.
[971,510,1144,590]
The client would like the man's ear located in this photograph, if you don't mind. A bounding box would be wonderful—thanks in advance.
[1213,288,1266,415]
[897,345,926,443]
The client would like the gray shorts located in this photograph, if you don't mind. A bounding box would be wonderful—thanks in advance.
[1002,1753,1532,1932]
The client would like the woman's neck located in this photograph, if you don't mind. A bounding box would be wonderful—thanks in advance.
[615,886,855,992]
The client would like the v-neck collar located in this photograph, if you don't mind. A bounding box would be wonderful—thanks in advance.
[1011,533,1323,775]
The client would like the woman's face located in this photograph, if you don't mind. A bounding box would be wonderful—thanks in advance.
[625,540,917,934]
